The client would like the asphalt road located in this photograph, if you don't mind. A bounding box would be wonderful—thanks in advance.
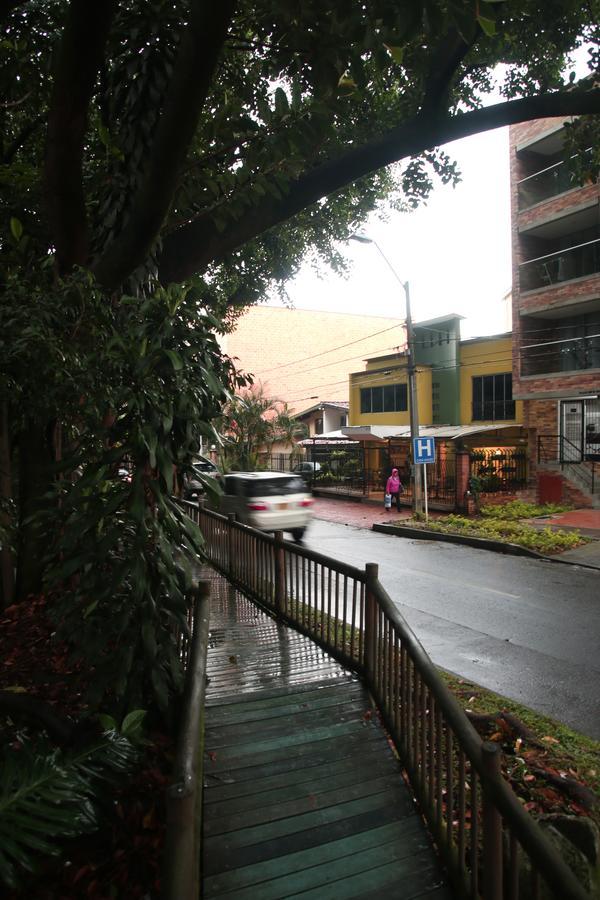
[303,519,600,739]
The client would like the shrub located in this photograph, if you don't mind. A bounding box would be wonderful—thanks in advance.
[481,500,571,520]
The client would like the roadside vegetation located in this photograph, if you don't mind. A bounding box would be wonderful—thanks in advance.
[440,672,600,830]
[401,501,590,555]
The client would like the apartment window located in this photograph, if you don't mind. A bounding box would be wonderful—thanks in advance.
[315,417,323,434]
[472,374,515,421]
[360,383,407,414]
[340,414,347,427]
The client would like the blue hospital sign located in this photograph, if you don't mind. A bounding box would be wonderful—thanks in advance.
[413,436,435,464]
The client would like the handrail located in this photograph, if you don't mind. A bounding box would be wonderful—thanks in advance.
[188,503,591,900]
[163,583,211,900]
[519,236,600,269]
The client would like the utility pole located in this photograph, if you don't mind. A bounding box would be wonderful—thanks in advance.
[350,234,422,515]
[403,280,422,516]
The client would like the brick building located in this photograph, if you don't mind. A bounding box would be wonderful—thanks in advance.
[221,306,405,413]
[510,117,600,505]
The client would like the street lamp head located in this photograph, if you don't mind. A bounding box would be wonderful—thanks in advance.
[349,234,372,244]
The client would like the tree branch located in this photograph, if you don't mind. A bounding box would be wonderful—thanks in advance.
[93,0,237,290]
[44,0,116,273]
[158,88,600,285]
[421,25,482,113]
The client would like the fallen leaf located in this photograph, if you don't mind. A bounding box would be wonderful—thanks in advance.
[542,736,560,744]
[228,655,237,664]
[208,751,217,762]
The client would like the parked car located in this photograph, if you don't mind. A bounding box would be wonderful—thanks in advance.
[216,472,313,541]
[181,455,220,501]
[291,460,321,486]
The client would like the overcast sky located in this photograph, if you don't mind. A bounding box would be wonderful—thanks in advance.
[269,124,513,340]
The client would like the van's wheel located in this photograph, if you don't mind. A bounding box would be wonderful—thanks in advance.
[291,528,305,542]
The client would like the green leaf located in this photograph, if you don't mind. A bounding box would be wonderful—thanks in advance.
[274,87,289,116]
[163,349,183,371]
[383,44,404,64]
[10,217,23,241]
[477,14,496,36]
[97,714,118,732]
[121,709,146,739]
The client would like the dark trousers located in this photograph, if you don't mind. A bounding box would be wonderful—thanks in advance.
[391,492,401,510]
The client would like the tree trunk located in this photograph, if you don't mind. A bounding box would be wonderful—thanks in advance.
[0,401,15,610]
[15,421,56,599]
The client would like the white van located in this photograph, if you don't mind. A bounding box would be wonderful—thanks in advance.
[218,472,313,541]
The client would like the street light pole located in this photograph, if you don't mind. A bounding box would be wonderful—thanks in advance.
[350,234,422,515]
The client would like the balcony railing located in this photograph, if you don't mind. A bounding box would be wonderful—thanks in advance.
[517,154,590,210]
[519,238,600,293]
[521,332,600,376]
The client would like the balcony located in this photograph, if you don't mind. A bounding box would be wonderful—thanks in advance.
[519,237,600,293]
[517,151,592,211]
[521,333,600,377]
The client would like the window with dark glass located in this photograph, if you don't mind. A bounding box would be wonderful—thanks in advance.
[472,373,515,421]
[360,383,407,413]
[315,417,323,434]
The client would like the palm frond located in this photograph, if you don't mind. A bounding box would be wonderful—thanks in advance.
[0,731,137,890]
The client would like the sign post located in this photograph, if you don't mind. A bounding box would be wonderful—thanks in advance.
[412,437,435,522]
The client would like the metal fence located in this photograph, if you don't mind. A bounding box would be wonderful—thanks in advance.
[469,449,528,493]
[183,501,589,900]
[538,435,597,495]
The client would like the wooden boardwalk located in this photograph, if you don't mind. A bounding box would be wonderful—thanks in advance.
[203,578,453,900]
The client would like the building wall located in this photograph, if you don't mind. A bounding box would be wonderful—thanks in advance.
[509,118,600,402]
[222,306,405,413]
[413,315,462,423]
[459,337,524,425]
[348,362,432,426]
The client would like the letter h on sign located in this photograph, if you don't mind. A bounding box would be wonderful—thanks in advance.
[413,437,435,464]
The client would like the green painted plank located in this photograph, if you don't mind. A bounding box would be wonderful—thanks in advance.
[203,803,411,876]
[283,852,446,900]
[203,752,398,810]
[205,675,357,708]
[205,772,407,836]
[203,727,388,780]
[203,789,415,854]
[207,839,439,900]
[205,697,369,744]
[204,717,386,764]
[204,819,424,896]
[205,682,364,725]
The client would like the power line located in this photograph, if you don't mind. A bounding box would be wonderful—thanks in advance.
[251,322,405,376]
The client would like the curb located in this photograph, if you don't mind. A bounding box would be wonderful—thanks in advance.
[372,523,546,559]
[371,522,600,570]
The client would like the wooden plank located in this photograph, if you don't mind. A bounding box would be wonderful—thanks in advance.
[282,852,447,900]
[204,819,423,895]
[205,696,370,745]
[203,804,412,877]
[205,773,409,836]
[203,790,415,855]
[204,716,388,766]
[204,751,398,808]
[205,680,361,724]
[204,727,388,780]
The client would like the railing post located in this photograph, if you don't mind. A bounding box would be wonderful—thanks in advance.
[482,741,503,900]
[274,530,285,617]
[227,514,236,578]
[364,563,379,685]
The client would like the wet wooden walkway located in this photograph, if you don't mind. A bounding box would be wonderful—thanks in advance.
[202,576,452,900]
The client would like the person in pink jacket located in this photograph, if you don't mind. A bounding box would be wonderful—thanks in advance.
[385,467,403,511]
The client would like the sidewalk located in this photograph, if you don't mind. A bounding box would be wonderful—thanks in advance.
[311,496,600,571]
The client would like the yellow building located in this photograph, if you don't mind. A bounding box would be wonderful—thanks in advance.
[459,335,523,427]
[348,353,432,427]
